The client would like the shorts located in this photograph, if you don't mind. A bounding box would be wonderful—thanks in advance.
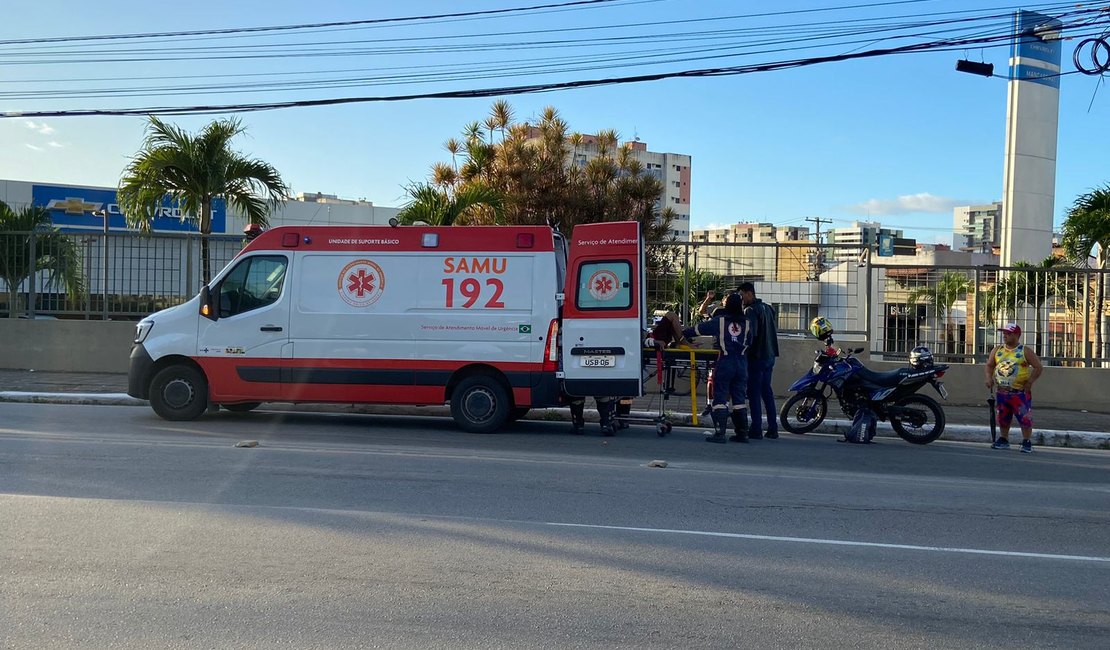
[996,389,1033,429]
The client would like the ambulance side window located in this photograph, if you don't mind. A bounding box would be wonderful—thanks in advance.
[217,255,288,318]
[575,260,631,310]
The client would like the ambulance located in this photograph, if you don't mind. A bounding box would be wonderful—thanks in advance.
[127,221,647,432]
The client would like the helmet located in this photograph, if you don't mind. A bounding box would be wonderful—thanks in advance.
[809,316,834,341]
[909,345,934,370]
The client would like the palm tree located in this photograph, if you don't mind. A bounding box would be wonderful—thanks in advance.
[982,256,1071,356]
[489,100,513,142]
[0,201,84,318]
[1061,184,1110,357]
[396,183,504,226]
[907,271,971,354]
[117,116,289,284]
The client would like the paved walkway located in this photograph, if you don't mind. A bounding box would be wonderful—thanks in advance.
[1,369,1107,448]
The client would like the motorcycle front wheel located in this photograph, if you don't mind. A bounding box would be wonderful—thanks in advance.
[889,394,946,444]
[779,389,828,434]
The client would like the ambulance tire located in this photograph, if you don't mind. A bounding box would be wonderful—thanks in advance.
[450,375,510,434]
[149,364,209,421]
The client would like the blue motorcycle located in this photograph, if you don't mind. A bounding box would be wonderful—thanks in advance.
[779,339,950,444]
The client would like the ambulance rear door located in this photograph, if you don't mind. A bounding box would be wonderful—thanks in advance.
[560,221,645,398]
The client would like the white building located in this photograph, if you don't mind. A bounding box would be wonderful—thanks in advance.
[953,202,1002,253]
[689,222,810,244]
[0,178,401,314]
[827,221,905,262]
[0,179,400,235]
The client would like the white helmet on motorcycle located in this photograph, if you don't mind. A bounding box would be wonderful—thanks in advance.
[909,345,934,370]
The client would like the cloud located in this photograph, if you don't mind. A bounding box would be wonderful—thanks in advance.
[25,143,42,151]
[23,120,55,135]
[847,193,974,216]
[47,141,64,148]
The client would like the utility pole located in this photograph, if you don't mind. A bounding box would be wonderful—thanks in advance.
[805,217,832,245]
[805,217,833,280]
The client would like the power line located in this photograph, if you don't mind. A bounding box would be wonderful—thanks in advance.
[4,11,1102,119]
[0,0,633,46]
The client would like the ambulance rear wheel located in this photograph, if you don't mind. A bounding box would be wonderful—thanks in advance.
[149,364,208,421]
[451,376,510,433]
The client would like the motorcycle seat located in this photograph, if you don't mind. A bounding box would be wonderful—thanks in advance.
[855,366,915,388]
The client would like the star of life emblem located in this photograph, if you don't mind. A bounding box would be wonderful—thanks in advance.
[587,270,620,302]
[338,259,385,308]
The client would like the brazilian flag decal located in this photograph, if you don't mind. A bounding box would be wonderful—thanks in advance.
[519,324,532,334]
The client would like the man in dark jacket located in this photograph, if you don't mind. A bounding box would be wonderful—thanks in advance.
[739,282,780,439]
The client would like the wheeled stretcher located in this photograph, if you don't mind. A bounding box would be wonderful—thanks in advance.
[613,345,719,436]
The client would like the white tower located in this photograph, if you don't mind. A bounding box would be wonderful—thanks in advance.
[1000,10,1063,266]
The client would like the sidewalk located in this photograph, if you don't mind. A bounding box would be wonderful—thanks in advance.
[1,369,1107,449]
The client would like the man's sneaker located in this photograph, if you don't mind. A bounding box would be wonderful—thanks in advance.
[1020,439,1033,453]
[991,437,1010,450]
[765,430,779,440]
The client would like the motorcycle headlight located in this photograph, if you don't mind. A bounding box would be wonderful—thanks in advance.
[812,361,823,374]
[134,321,154,343]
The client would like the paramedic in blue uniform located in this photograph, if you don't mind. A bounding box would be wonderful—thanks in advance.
[683,293,752,444]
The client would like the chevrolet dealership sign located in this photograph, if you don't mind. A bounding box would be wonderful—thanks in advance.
[32,184,226,233]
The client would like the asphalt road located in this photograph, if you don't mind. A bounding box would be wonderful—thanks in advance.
[1,403,1108,649]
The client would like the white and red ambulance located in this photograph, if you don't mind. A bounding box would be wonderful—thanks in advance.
[127,221,647,432]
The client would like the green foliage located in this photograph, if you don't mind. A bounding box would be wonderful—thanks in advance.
[981,256,1073,355]
[410,102,674,241]
[118,116,289,283]
[0,201,85,317]
[1061,184,1110,269]
[397,182,504,226]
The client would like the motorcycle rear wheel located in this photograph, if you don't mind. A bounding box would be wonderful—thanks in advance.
[779,389,828,434]
[889,394,945,444]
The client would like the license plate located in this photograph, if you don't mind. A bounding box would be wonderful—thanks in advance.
[580,355,615,368]
[937,383,949,399]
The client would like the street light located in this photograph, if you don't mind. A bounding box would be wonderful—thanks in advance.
[91,209,109,320]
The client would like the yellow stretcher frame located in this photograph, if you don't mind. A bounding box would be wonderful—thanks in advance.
[642,345,719,427]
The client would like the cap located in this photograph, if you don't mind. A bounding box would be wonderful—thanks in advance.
[997,323,1021,336]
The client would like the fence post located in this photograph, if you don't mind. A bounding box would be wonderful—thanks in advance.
[1083,270,1092,367]
[101,231,109,321]
[26,230,37,318]
[681,243,690,323]
[185,235,195,300]
[972,268,982,361]
[863,249,873,349]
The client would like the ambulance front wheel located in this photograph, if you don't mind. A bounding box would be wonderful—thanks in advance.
[450,375,510,434]
[149,364,209,421]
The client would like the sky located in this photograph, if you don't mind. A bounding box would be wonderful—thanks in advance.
[1,0,1108,246]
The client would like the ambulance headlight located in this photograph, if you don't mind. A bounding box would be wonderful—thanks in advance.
[134,320,154,344]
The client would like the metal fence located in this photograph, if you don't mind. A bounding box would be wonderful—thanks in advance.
[646,241,868,336]
[1,230,244,320]
[6,231,1108,366]
[871,263,1110,367]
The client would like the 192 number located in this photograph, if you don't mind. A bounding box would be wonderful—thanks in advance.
[442,278,505,309]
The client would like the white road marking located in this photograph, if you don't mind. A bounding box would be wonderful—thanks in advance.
[544,522,1110,563]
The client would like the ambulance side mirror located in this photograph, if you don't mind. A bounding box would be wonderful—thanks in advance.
[199,285,218,321]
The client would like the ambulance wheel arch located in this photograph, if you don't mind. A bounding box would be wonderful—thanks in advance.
[148,357,210,421]
[446,365,513,433]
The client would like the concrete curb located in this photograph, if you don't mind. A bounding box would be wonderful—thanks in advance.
[2,392,1107,449]
[0,391,147,407]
